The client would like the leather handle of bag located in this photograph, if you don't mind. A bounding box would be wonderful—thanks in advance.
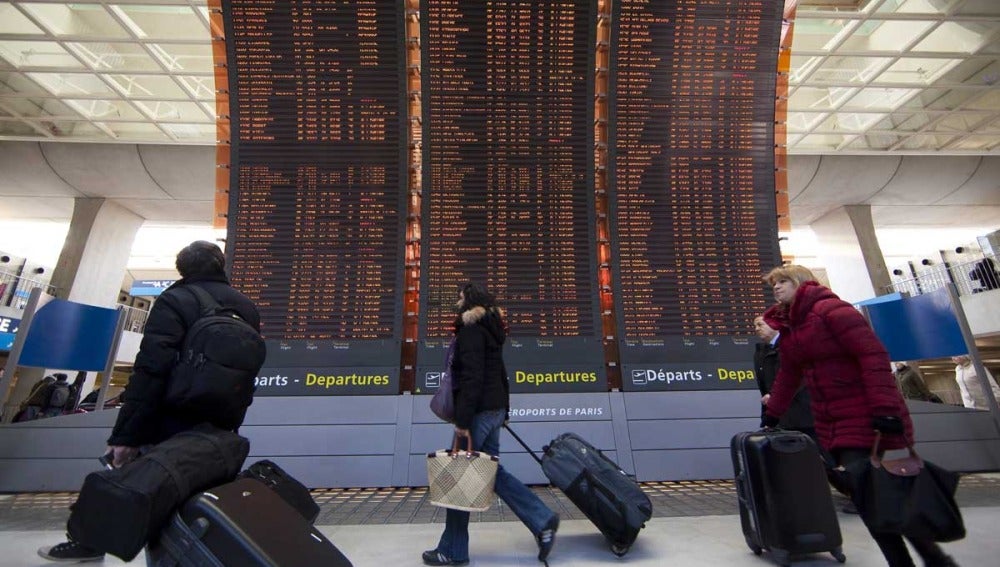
[451,433,473,456]
[870,431,922,468]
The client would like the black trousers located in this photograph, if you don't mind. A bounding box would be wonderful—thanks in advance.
[833,449,951,567]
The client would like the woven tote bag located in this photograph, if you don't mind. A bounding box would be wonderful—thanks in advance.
[427,436,499,512]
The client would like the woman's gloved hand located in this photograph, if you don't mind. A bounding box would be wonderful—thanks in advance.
[872,415,904,435]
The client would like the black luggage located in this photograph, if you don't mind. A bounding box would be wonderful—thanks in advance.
[505,425,652,556]
[68,425,249,561]
[149,477,352,567]
[238,460,320,523]
[731,430,846,566]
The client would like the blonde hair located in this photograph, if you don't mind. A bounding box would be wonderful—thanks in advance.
[764,265,818,287]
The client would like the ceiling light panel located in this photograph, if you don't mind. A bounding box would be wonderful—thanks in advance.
[841,87,921,110]
[105,73,187,98]
[26,72,115,96]
[841,20,937,52]
[880,58,963,85]
[101,120,170,140]
[132,99,211,121]
[19,3,129,38]
[109,5,207,40]
[1,96,76,117]
[874,0,951,16]
[149,43,214,73]
[65,42,163,71]
[0,71,50,95]
[810,56,892,84]
[0,5,45,35]
[63,98,145,120]
[0,40,85,69]
[914,22,995,53]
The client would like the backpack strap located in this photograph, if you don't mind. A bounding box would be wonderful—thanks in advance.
[184,285,222,318]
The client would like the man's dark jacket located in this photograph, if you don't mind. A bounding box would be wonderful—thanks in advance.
[754,338,814,431]
[108,274,261,447]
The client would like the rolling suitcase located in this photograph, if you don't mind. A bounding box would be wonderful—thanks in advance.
[238,460,320,523]
[505,425,652,556]
[149,478,352,567]
[731,430,846,566]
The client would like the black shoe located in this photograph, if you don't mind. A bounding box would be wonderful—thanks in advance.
[421,549,469,566]
[537,515,560,562]
[38,539,104,563]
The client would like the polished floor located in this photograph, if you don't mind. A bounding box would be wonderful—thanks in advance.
[2,476,998,566]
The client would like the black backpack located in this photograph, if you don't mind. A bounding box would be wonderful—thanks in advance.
[164,286,266,428]
[47,382,71,411]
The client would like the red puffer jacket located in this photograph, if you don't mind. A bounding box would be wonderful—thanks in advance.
[764,281,913,452]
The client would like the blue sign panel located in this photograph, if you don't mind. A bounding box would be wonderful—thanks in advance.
[18,299,119,370]
[130,279,176,297]
[865,288,966,361]
[0,316,20,351]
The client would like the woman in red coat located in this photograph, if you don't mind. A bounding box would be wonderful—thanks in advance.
[761,265,956,567]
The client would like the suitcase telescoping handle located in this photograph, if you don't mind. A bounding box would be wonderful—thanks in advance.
[503,424,543,465]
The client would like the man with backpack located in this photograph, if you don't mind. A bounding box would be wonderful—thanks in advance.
[41,373,72,418]
[39,240,265,563]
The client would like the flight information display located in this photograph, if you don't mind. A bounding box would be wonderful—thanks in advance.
[222,0,407,395]
[609,0,783,392]
[417,0,604,394]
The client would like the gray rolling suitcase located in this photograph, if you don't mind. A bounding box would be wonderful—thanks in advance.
[506,425,652,556]
[731,430,845,566]
[149,478,351,567]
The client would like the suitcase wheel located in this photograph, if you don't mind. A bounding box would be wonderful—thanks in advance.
[832,549,847,563]
[749,544,762,556]
[610,543,630,557]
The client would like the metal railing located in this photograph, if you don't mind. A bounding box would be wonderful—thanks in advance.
[885,254,999,298]
[0,269,57,309]
[118,303,150,334]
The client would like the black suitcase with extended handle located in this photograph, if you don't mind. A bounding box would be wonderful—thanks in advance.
[505,425,652,556]
[731,429,846,566]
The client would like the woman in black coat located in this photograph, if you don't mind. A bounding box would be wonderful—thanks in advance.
[423,283,559,566]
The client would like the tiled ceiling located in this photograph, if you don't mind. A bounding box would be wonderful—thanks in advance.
[0,0,216,143]
[790,0,1000,153]
[0,0,997,153]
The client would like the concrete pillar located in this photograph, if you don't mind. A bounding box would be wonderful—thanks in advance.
[50,198,143,307]
[809,205,891,304]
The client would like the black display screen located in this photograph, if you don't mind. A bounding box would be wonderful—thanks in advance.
[609,0,783,391]
[223,0,407,395]
[417,0,604,393]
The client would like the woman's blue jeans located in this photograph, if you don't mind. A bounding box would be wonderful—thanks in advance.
[435,409,556,562]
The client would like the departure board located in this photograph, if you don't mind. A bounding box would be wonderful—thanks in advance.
[417,0,604,394]
[223,0,407,396]
[610,0,783,392]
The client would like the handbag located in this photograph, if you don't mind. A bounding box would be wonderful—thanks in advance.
[426,434,499,512]
[429,338,458,422]
[844,432,965,542]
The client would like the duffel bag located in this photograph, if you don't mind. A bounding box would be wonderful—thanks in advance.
[67,423,249,561]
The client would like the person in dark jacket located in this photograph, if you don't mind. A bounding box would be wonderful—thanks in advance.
[969,257,999,291]
[762,265,956,567]
[753,315,814,437]
[423,283,559,567]
[39,240,261,563]
[893,361,940,403]
[13,374,56,422]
